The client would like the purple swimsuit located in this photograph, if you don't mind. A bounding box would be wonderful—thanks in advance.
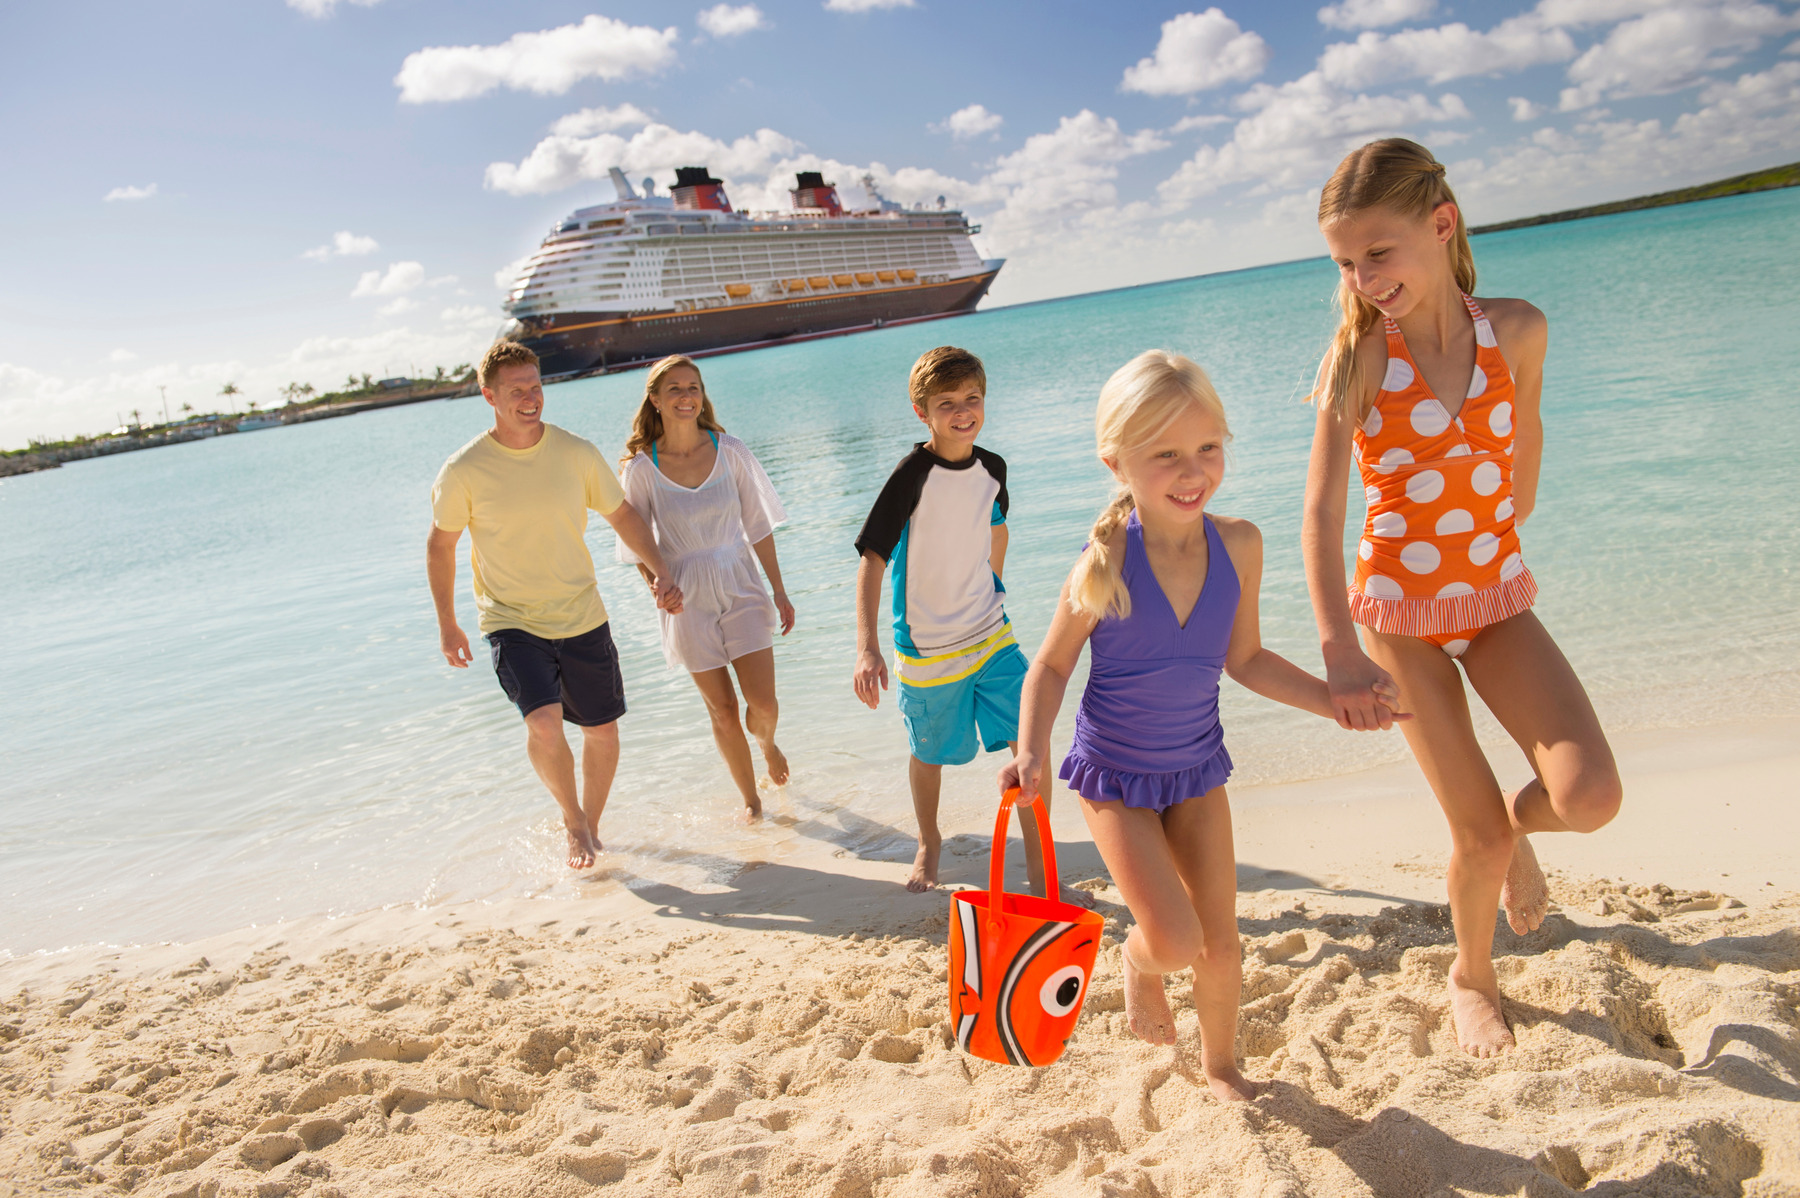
[1059,512,1240,812]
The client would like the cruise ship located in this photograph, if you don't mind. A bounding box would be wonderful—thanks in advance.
[496,167,1003,378]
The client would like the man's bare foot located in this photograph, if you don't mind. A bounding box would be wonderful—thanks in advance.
[565,825,595,870]
[761,741,790,787]
[906,840,941,892]
[1502,835,1550,935]
[1201,1060,1261,1103]
[1122,941,1176,1046]
[1447,964,1515,1057]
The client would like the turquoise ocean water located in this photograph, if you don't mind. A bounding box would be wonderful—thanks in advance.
[4,189,1797,955]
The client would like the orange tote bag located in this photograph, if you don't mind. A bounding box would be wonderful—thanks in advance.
[948,788,1105,1066]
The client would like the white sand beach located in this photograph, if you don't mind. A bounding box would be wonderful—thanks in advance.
[4,719,1797,1197]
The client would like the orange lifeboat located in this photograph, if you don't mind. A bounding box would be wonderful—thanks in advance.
[855,272,876,285]
[724,283,752,298]
[808,276,831,290]
[897,269,917,282]
[784,278,808,293]
[876,270,896,283]
[832,274,854,287]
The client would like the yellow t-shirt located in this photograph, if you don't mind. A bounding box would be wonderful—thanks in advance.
[431,423,625,638]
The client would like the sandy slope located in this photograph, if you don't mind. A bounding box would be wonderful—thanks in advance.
[2,869,1795,1198]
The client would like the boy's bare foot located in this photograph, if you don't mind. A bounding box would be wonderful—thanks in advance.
[1502,835,1550,934]
[1122,943,1176,1045]
[761,742,790,787]
[565,825,595,870]
[1447,964,1515,1057]
[906,840,941,892]
[1201,1061,1261,1103]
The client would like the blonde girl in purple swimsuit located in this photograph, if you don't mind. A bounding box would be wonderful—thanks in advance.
[1000,350,1402,1103]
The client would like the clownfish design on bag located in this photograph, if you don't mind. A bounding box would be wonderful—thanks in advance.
[951,900,1094,1066]
[947,788,1104,1068]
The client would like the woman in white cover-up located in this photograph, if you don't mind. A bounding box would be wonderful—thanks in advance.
[619,355,794,817]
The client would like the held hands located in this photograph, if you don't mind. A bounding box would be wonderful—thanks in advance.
[440,623,472,669]
[773,590,795,636]
[650,575,684,614]
[997,753,1043,806]
[852,648,889,709]
[1324,644,1411,731]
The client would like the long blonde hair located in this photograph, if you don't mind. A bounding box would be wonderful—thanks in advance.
[1314,138,1476,420]
[622,355,726,463]
[1067,350,1231,622]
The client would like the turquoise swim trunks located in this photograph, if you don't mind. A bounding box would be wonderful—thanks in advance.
[897,630,1028,766]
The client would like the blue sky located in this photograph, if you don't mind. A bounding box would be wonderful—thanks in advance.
[4,0,1797,448]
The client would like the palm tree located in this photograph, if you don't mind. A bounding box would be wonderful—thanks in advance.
[219,382,240,408]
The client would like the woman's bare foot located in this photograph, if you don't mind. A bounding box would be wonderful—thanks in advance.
[906,839,941,892]
[1447,963,1515,1057]
[761,741,790,787]
[1200,1060,1261,1103]
[1122,941,1176,1045]
[1502,835,1550,934]
[741,795,763,822]
[565,825,595,870]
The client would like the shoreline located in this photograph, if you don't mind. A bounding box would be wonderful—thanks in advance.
[4,719,1797,1194]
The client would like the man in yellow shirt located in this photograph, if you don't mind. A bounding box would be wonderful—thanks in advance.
[428,342,681,869]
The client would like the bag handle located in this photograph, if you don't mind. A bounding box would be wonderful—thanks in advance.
[987,788,1060,926]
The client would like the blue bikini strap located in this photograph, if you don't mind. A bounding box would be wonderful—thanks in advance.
[651,430,716,468]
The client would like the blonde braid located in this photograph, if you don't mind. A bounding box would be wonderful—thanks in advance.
[1068,488,1137,621]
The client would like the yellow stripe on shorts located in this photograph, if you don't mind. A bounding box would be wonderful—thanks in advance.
[896,623,1016,687]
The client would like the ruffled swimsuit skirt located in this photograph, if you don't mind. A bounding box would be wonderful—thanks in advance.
[1059,513,1241,813]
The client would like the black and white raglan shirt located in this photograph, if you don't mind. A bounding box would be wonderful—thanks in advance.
[854,443,1014,682]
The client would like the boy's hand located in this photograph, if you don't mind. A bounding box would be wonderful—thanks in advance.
[853,648,888,709]
[998,754,1043,805]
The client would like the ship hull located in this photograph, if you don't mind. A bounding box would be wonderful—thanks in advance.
[517,269,1000,378]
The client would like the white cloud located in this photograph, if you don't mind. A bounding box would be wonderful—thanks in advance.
[394,16,680,103]
[1123,9,1270,95]
[286,0,381,15]
[441,305,492,326]
[108,349,138,363]
[977,111,1169,250]
[1509,96,1547,120]
[823,0,915,10]
[484,120,804,197]
[1169,113,1233,133]
[1558,1,1800,110]
[1460,60,1800,218]
[550,104,654,137]
[1318,15,1576,89]
[351,261,425,298]
[104,183,157,202]
[931,104,1004,139]
[377,297,418,317]
[1318,0,1436,30]
[1159,71,1470,202]
[697,4,768,36]
[302,230,379,261]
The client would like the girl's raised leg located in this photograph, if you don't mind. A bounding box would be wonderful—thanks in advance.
[1162,787,1258,1101]
[1080,799,1192,1046]
[729,646,789,786]
[690,666,762,818]
[1364,629,1516,1058]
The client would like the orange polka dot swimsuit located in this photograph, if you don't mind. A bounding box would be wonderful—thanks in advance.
[1349,293,1536,657]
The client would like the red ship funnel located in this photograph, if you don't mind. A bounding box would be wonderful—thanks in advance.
[790,170,843,216]
[672,166,732,212]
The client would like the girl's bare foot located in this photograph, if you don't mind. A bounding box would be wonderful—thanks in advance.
[1201,1060,1260,1103]
[1122,939,1176,1045]
[1447,963,1515,1057]
[565,825,595,870]
[761,741,790,786]
[906,839,941,892]
[1502,835,1550,934]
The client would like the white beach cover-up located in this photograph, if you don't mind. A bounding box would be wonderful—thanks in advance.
[618,433,788,672]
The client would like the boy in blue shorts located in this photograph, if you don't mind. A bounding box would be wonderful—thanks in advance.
[852,346,1050,895]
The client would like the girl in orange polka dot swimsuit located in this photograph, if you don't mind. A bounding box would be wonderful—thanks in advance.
[1302,140,1622,1060]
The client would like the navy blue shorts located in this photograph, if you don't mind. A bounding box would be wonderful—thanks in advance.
[486,622,626,727]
